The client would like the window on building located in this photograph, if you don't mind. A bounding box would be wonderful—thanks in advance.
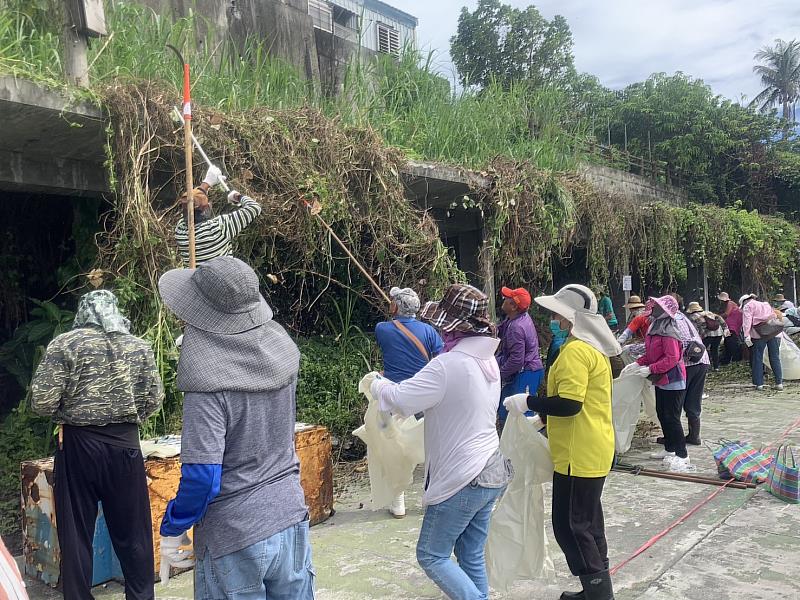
[377,22,400,56]
[308,0,332,33]
[333,5,358,30]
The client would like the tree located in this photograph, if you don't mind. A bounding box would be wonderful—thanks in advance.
[449,0,574,89]
[750,38,800,122]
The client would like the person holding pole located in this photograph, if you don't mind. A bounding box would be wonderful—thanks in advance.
[175,166,262,266]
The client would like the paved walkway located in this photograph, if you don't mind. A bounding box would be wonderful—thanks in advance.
[24,368,800,599]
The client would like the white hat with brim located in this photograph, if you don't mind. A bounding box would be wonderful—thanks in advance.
[159,256,273,335]
[717,292,730,302]
[738,294,756,308]
[535,284,622,357]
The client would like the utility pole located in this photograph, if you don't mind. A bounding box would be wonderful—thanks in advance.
[62,0,107,87]
[63,0,89,87]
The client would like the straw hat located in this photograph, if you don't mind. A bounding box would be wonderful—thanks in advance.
[623,295,645,310]
[717,292,730,302]
[686,301,703,314]
[773,293,787,303]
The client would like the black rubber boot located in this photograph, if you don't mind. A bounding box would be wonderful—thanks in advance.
[580,570,615,600]
[559,590,585,600]
[685,417,701,445]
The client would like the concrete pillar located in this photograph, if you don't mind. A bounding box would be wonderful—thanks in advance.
[480,243,496,319]
[63,0,89,87]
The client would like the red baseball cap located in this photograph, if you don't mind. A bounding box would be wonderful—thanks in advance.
[501,286,531,310]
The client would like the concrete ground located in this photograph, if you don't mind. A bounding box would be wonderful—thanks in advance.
[23,366,800,599]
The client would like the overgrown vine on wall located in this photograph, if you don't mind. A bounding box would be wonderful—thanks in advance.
[477,160,800,295]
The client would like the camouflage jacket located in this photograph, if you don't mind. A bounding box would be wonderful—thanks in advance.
[31,327,164,426]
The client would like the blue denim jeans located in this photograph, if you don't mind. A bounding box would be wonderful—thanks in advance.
[195,519,314,600]
[752,336,782,386]
[416,482,505,600]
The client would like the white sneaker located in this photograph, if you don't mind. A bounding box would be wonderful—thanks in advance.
[389,493,406,519]
[701,393,709,400]
[774,384,784,391]
[668,456,697,473]
[650,449,676,459]
[755,385,766,391]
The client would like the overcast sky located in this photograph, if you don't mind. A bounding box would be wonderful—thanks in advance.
[390,0,800,103]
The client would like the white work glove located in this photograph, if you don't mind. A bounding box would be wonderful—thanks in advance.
[227,190,242,205]
[745,336,753,347]
[159,533,194,582]
[202,165,225,188]
[637,365,651,378]
[620,362,642,376]
[503,392,530,415]
[370,374,391,402]
[174,334,183,348]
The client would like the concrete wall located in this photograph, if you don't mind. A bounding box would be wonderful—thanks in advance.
[579,163,688,207]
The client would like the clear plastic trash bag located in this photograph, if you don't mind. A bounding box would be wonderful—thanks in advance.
[765,332,800,380]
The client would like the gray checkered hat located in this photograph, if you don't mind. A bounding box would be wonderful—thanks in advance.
[420,283,495,334]
[158,256,273,334]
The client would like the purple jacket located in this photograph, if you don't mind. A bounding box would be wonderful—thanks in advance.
[497,312,543,382]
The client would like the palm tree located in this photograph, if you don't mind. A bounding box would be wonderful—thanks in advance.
[750,38,800,123]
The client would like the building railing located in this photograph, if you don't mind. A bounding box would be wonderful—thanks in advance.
[333,23,360,44]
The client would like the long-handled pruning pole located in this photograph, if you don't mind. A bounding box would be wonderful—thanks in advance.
[167,44,196,269]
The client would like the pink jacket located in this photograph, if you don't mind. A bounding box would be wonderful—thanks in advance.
[742,301,777,339]
[637,334,686,388]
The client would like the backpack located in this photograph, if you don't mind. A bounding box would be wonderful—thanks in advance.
[704,315,721,331]
[683,340,706,365]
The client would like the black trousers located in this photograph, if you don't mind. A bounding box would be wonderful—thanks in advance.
[551,472,608,576]
[683,363,708,420]
[655,387,687,458]
[721,332,742,365]
[54,427,154,600]
[703,336,722,370]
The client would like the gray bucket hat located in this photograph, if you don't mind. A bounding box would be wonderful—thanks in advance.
[158,256,273,334]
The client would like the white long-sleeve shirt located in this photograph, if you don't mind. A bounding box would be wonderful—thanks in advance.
[373,336,501,506]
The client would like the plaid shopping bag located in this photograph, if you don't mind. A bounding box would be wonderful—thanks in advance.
[710,440,774,484]
[767,446,800,504]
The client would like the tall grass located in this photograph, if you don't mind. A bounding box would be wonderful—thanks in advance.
[0,0,586,170]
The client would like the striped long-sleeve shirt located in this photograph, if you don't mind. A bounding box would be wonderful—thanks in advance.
[175,196,262,266]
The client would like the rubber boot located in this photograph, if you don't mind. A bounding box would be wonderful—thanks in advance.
[580,570,615,600]
[559,589,585,600]
[685,417,701,446]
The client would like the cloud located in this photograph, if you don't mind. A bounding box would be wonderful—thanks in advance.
[389,0,800,102]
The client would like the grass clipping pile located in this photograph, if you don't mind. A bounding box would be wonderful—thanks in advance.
[99,83,462,331]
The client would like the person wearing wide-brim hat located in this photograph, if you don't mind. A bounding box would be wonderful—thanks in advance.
[716,292,744,365]
[157,256,314,597]
[617,295,649,345]
[504,284,620,600]
[772,293,795,312]
[628,296,695,472]
[371,283,512,600]
[685,302,729,373]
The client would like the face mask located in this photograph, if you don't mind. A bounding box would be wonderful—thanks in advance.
[550,319,566,335]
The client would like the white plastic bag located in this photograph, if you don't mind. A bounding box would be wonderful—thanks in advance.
[352,372,425,509]
[485,412,555,591]
[612,372,653,453]
[765,332,800,380]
